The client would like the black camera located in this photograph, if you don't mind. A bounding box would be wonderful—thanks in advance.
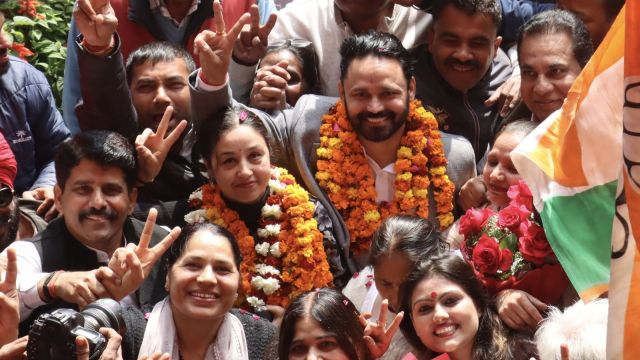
[27,298,126,360]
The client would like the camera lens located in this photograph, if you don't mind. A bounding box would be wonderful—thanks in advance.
[81,299,126,335]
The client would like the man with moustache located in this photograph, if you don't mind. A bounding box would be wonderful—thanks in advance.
[518,9,593,123]
[0,11,71,220]
[0,131,177,335]
[192,22,476,273]
[412,0,513,165]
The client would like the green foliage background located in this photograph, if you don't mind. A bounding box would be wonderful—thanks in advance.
[0,0,73,107]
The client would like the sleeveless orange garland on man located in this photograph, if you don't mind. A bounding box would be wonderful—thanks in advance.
[316,99,456,255]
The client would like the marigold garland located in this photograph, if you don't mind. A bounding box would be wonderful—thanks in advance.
[316,99,455,254]
[185,167,333,311]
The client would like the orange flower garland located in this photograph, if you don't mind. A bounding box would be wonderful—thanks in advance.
[316,99,455,254]
[185,167,333,311]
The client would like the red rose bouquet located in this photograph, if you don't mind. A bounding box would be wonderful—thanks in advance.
[459,180,569,304]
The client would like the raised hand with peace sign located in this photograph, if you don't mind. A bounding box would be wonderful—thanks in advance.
[96,209,181,301]
[358,299,405,359]
[135,105,188,185]
[232,5,277,67]
[194,0,251,86]
[74,0,117,51]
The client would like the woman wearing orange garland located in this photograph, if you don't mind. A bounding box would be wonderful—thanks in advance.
[182,106,341,319]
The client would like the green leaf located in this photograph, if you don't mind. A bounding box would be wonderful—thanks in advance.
[12,16,35,27]
[31,29,42,41]
[499,232,518,252]
[10,31,24,43]
[48,53,65,60]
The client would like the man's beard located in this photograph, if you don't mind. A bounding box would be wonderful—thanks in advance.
[0,197,20,252]
[344,95,409,142]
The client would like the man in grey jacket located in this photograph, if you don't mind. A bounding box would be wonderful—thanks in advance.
[191,13,476,275]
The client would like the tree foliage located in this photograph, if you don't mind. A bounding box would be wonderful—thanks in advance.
[1,0,73,107]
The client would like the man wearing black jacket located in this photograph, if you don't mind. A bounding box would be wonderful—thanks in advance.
[0,131,179,337]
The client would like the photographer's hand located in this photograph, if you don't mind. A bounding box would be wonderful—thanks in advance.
[0,336,27,360]
[75,328,122,360]
[0,248,19,347]
[97,208,181,300]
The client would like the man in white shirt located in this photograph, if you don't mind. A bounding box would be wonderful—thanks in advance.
[230,0,433,102]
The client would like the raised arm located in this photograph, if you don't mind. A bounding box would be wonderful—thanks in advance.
[73,0,139,140]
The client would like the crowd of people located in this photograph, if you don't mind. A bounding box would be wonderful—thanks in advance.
[0,0,623,359]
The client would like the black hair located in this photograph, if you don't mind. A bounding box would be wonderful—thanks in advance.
[165,222,242,271]
[369,215,447,267]
[279,288,372,360]
[400,254,512,360]
[54,130,137,191]
[604,0,625,21]
[431,0,502,30]
[194,106,274,169]
[339,31,414,83]
[517,9,594,68]
[125,42,196,86]
[263,42,320,95]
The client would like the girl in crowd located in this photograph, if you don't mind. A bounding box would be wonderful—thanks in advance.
[250,39,320,111]
[399,254,537,360]
[342,215,447,359]
[138,222,278,359]
[184,106,342,317]
[279,288,402,360]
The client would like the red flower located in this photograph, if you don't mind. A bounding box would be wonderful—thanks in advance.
[518,220,553,265]
[507,180,534,211]
[10,43,34,59]
[497,204,529,231]
[471,234,513,275]
[459,207,494,237]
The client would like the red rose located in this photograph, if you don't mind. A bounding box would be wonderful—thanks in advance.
[497,205,529,230]
[459,207,494,237]
[507,180,534,212]
[472,234,513,275]
[518,220,553,265]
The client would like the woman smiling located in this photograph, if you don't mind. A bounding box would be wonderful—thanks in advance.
[399,254,537,360]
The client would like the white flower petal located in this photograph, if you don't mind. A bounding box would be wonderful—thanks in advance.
[184,209,208,224]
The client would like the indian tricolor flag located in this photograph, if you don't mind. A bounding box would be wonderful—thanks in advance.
[512,3,640,358]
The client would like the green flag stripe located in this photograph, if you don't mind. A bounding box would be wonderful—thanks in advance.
[540,180,617,294]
